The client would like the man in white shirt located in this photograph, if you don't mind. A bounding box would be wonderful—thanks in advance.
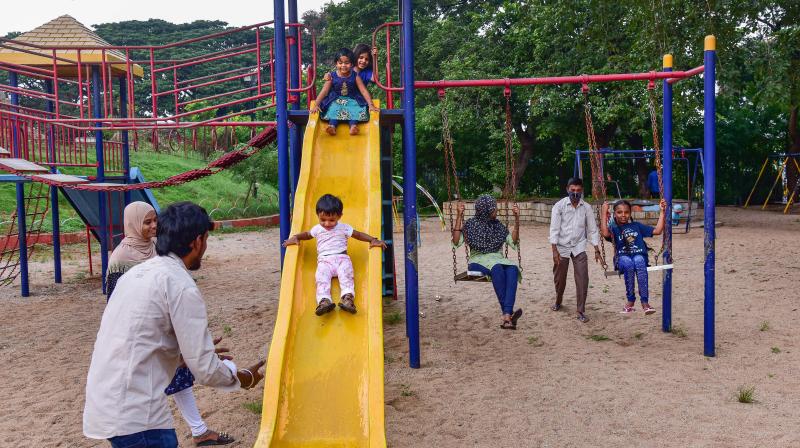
[548,178,602,323]
[83,202,265,447]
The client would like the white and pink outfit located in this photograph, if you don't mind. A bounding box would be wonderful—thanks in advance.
[310,223,356,304]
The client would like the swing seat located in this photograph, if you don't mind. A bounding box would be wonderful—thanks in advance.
[454,270,492,282]
[604,264,674,278]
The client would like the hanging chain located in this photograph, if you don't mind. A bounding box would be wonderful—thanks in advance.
[583,88,609,271]
[647,84,670,264]
[502,90,523,271]
[441,91,469,278]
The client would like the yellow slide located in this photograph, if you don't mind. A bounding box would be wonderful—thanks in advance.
[254,102,386,447]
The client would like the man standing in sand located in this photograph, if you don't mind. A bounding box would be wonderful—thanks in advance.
[549,178,602,323]
[83,202,265,448]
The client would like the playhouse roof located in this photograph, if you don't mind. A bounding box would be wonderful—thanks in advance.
[0,15,144,78]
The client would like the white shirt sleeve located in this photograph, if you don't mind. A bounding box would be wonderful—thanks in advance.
[548,200,562,245]
[309,224,322,238]
[170,286,240,391]
[339,223,354,238]
[585,203,600,247]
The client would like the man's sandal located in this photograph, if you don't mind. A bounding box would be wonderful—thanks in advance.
[316,298,336,316]
[339,294,357,314]
[577,313,589,323]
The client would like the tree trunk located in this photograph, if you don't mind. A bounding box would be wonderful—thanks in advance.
[788,105,799,199]
[510,122,535,194]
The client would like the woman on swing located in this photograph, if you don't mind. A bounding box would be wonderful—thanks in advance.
[452,195,523,329]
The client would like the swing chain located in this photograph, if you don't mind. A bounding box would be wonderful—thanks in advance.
[502,92,523,271]
[583,90,609,271]
[441,92,469,279]
[647,86,670,264]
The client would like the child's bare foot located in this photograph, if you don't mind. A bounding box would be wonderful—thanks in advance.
[316,298,336,316]
[339,293,357,314]
[349,125,359,135]
[326,125,336,135]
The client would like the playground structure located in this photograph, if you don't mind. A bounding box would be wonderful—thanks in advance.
[744,152,800,213]
[574,147,705,233]
[0,2,720,446]
[0,15,293,295]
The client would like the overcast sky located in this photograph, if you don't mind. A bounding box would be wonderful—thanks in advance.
[2,0,338,36]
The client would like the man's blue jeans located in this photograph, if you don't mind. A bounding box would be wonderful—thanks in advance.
[108,429,178,448]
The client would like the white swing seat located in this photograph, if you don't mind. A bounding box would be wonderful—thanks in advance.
[604,264,674,277]
[454,270,492,282]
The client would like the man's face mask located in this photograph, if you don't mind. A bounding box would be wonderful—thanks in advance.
[568,191,583,202]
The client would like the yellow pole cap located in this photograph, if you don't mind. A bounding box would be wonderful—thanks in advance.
[704,35,716,51]
[663,54,673,68]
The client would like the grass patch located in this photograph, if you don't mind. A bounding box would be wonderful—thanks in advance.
[771,346,781,354]
[222,324,233,337]
[214,225,266,234]
[634,332,644,340]
[602,285,609,293]
[759,321,770,331]
[736,386,756,404]
[671,325,688,338]
[384,354,394,364]
[0,145,278,234]
[400,384,414,397]
[242,401,263,414]
[588,334,610,342]
[384,311,403,325]
[527,336,538,345]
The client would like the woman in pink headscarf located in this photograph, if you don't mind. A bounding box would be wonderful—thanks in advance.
[105,201,234,446]
[106,201,157,297]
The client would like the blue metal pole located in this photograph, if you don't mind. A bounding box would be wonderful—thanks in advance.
[44,79,62,284]
[9,72,29,296]
[287,0,302,198]
[703,36,716,357]
[119,76,132,206]
[661,55,673,332]
[91,66,109,293]
[401,0,420,369]
[274,0,290,266]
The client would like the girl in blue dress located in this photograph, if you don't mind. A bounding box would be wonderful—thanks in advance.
[311,48,379,136]
[324,44,376,86]
[600,199,666,315]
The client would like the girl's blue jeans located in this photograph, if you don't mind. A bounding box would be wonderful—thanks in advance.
[617,254,649,303]
[468,263,518,315]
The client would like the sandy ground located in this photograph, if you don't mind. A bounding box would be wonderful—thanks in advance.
[0,206,799,447]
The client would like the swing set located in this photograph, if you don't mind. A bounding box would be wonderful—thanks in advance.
[440,87,523,282]
[406,46,718,358]
[744,152,800,213]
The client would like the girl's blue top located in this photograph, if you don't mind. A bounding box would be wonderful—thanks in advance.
[319,70,367,112]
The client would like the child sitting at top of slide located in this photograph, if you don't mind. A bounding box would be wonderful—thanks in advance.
[311,48,379,136]
[283,194,386,316]
[325,43,377,86]
[599,198,667,315]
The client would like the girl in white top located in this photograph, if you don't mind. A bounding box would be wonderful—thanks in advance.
[283,194,386,315]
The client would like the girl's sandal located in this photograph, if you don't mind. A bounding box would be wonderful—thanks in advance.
[510,309,523,327]
[576,313,590,323]
[194,430,235,446]
[643,305,657,315]
[315,298,336,316]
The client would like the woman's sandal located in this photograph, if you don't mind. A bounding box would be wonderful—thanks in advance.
[500,320,516,330]
[510,309,523,327]
[194,430,235,446]
[576,313,589,323]
[551,303,561,312]
[339,294,357,314]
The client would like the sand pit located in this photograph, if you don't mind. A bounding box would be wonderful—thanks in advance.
[0,206,798,447]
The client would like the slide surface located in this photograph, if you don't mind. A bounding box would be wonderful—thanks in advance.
[254,104,386,447]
